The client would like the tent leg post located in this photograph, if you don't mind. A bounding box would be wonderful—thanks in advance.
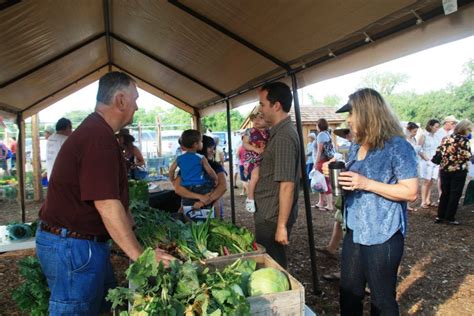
[225,99,236,224]
[291,74,320,294]
[16,113,26,223]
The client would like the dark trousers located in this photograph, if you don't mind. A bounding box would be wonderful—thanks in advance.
[438,169,467,221]
[340,229,404,316]
[254,219,292,268]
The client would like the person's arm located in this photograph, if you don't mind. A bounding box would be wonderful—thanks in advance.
[338,173,418,202]
[133,146,145,167]
[173,176,209,204]
[95,199,175,265]
[275,181,295,245]
[243,135,263,154]
[202,158,218,182]
[417,135,429,161]
[207,172,227,203]
[168,160,178,183]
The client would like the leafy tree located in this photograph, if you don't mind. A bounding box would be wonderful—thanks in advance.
[322,95,342,107]
[62,109,92,127]
[359,71,409,95]
[202,110,245,131]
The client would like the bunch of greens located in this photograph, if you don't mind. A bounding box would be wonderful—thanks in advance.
[12,256,50,316]
[130,204,257,262]
[107,248,256,315]
[129,180,149,203]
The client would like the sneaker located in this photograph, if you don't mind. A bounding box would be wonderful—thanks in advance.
[448,221,460,225]
[434,217,443,224]
[245,198,256,213]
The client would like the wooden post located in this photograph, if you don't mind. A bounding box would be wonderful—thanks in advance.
[155,116,162,157]
[31,114,43,201]
[192,110,201,132]
[16,113,26,222]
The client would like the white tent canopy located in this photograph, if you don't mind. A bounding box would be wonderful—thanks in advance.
[1,0,473,119]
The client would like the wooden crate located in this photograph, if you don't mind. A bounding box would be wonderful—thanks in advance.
[204,243,266,264]
[205,253,305,316]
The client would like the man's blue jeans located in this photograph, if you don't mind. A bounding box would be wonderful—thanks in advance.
[340,229,404,316]
[36,228,116,316]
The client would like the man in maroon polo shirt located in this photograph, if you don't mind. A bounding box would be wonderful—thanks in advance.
[36,72,175,315]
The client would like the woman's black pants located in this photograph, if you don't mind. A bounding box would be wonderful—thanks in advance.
[340,229,404,316]
[438,169,467,221]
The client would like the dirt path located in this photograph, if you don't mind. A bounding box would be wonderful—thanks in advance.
[1,184,473,315]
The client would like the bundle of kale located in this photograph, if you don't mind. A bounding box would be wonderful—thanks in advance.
[130,202,257,262]
[107,248,256,315]
[12,256,50,316]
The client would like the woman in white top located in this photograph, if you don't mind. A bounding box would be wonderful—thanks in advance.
[418,119,441,208]
[405,122,420,211]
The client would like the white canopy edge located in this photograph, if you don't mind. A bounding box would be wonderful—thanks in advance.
[200,4,474,117]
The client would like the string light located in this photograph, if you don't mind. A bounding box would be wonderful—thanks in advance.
[328,49,336,57]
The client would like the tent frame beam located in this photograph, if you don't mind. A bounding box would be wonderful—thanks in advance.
[22,64,109,114]
[0,32,105,89]
[110,33,226,98]
[168,0,291,72]
[103,0,113,71]
[112,64,198,114]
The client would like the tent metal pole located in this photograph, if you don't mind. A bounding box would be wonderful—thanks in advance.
[290,74,320,294]
[16,113,26,223]
[103,0,113,72]
[225,99,236,224]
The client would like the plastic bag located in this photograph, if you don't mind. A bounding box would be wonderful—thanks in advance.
[309,169,328,193]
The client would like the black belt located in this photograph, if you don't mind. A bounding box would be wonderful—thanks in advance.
[40,222,109,243]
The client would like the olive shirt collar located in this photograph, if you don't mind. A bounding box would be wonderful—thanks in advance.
[269,116,292,138]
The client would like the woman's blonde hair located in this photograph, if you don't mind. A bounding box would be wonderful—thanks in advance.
[454,119,472,136]
[349,88,404,149]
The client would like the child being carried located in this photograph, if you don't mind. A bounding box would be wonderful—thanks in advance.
[243,112,270,213]
[169,130,218,208]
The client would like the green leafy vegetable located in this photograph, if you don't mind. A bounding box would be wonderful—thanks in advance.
[248,268,290,296]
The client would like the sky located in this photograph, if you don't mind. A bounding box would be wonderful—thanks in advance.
[38,36,474,124]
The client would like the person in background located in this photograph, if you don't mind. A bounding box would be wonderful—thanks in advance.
[418,119,441,209]
[173,135,227,219]
[0,140,11,176]
[8,137,17,169]
[306,132,316,184]
[435,115,458,199]
[232,140,241,189]
[116,128,146,179]
[168,130,218,215]
[316,128,354,265]
[405,122,420,211]
[214,137,225,166]
[44,126,55,140]
[313,118,335,211]
[36,71,176,315]
[436,115,458,142]
[237,136,249,196]
[434,119,472,225]
[254,82,300,268]
[335,88,418,315]
[45,118,73,180]
[243,112,270,213]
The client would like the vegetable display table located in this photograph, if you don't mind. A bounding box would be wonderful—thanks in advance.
[0,225,35,252]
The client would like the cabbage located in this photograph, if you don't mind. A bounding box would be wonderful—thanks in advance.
[248,268,290,296]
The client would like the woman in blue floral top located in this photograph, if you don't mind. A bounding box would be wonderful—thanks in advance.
[434,119,472,225]
[335,88,418,315]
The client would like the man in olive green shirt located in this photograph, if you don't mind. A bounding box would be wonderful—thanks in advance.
[254,82,300,268]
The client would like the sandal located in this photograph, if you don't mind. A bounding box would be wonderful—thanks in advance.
[322,272,340,281]
[420,204,430,209]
